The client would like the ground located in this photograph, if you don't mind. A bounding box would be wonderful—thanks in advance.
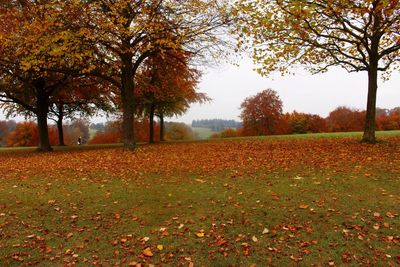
[0,134,399,266]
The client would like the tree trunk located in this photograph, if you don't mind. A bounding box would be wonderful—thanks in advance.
[160,112,165,142]
[362,67,378,143]
[35,79,53,152]
[121,54,136,149]
[56,103,66,146]
[362,34,380,143]
[149,103,155,144]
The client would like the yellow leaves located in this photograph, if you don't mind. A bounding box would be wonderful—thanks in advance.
[20,61,32,72]
[195,230,205,238]
[156,244,164,251]
[299,204,309,209]
[142,247,153,257]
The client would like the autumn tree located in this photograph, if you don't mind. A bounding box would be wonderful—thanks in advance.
[136,51,208,143]
[285,112,327,134]
[48,77,115,146]
[82,0,229,149]
[164,122,194,141]
[326,106,365,132]
[236,0,400,143]
[0,1,94,151]
[240,89,283,136]
[0,120,16,146]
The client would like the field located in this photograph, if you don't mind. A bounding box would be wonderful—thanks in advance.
[0,134,399,266]
[192,127,215,140]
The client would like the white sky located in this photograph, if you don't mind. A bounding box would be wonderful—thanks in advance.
[174,58,400,124]
[1,57,399,124]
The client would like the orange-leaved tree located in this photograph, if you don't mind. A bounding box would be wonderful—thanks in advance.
[240,89,284,136]
[0,1,95,151]
[136,51,208,143]
[81,0,229,149]
[326,106,365,132]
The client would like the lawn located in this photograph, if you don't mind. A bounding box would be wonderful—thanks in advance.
[192,127,215,140]
[0,136,399,266]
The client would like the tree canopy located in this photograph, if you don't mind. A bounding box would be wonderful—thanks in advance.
[235,0,400,142]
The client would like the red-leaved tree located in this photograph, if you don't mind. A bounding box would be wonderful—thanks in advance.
[240,89,284,136]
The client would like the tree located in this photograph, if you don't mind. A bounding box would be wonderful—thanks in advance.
[236,0,400,143]
[285,112,327,134]
[82,0,229,149]
[6,121,39,147]
[48,77,115,146]
[136,51,208,143]
[240,89,283,136]
[164,122,194,141]
[327,106,365,132]
[0,120,16,146]
[0,1,94,151]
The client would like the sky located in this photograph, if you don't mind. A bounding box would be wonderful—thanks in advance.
[174,58,400,124]
[1,57,399,124]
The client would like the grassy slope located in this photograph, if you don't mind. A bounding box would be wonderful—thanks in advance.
[192,127,215,139]
[0,135,399,266]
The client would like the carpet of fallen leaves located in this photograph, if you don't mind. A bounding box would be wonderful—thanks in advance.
[1,137,400,180]
[0,137,399,266]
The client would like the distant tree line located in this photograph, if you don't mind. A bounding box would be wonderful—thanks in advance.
[211,89,400,139]
[0,119,89,147]
[0,119,196,147]
[192,119,242,132]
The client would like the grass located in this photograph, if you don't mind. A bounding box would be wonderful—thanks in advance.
[0,135,399,266]
[192,127,215,139]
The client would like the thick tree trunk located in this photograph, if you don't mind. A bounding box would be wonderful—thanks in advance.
[149,104,155,144]
[159,113,165,142]
[362,67,378,143]
[362,35,379,143]
[56,104,65,146]
[35,80,52,152]
[121,54,136,149]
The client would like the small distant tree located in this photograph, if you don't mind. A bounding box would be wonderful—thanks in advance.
[240,89,283,136]
[165,122,194,141]
[0,120,16,146]
[7,121,38,147]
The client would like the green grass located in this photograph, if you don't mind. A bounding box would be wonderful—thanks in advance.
[231,130,400,141]
[192,127,215,139]
[1,168,399,266]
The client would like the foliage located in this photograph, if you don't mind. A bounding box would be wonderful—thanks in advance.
[6,121,38,147]
[285,112,328,134]
[0,120,16,145]
[79,0,229,148]
[165,122,194,141]
[210,128,239,139]
[240,89,284,136]
[235,0,400,142]
[376,108,400,130]
[0,0,95,151]
[327,106,366,132]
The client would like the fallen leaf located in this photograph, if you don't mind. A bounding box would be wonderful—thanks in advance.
[299,204,309,209]
[142,247,153,257]
[386,211,395,218]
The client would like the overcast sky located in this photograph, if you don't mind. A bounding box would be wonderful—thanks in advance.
[174,58,400,124]
[1,57,399,124]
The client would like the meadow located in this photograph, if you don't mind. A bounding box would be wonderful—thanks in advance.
[0,133,399,266]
